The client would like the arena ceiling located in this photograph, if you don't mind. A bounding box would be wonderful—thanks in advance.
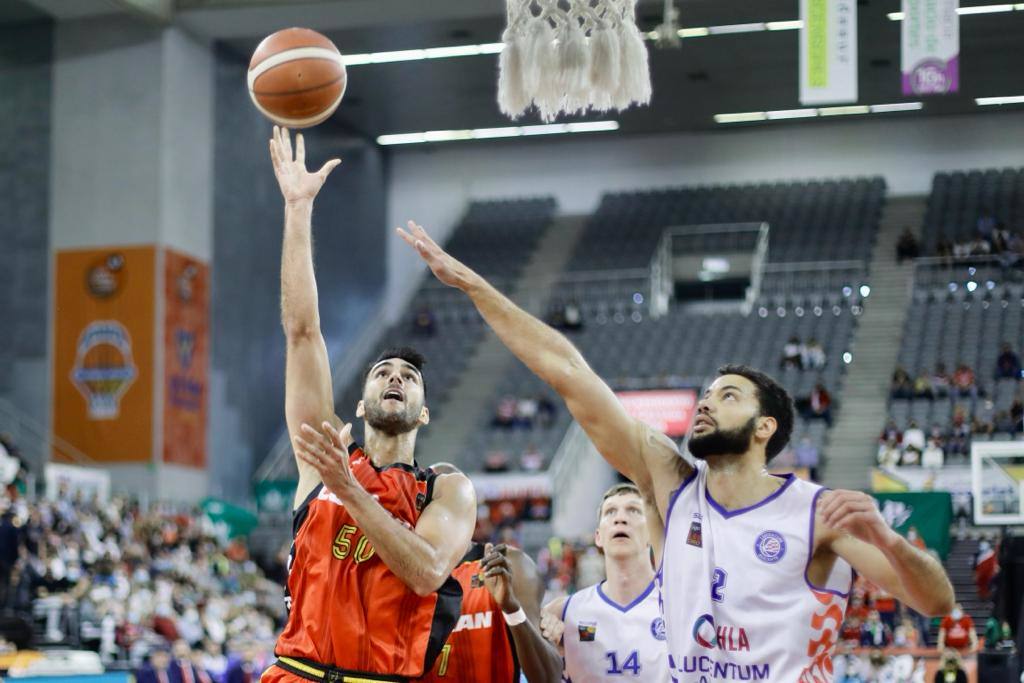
[9,0,1024,141]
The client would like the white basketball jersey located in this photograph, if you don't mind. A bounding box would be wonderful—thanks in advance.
[658,460,852,682]
[562,580,670,683]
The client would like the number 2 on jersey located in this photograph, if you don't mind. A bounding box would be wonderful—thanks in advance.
[711,567,727,603]
[605,650,640,675]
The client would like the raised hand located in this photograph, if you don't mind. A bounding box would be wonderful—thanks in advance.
[292,421,361,499]
[482,543,520,614]
[269,126,341,204]
[819,490,900,549]
[396,221,474,290]
[539,610,565,647]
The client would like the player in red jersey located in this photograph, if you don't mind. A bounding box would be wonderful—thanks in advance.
[416,464,561,683]
[262,127,477,682]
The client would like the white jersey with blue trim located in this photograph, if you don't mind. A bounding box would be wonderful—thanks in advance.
[562,580,670,683]
[658,459,852,682]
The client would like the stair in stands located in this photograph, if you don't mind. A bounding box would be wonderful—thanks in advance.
[823,196,928,490]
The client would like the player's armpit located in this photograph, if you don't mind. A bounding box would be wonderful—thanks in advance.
[285,332,337,507]
[412,472,477,589]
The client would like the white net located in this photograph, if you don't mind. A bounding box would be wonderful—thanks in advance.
[499,0,652,122]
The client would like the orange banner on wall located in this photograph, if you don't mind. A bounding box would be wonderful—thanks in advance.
[53,247,155,463]
[163,249,208,468]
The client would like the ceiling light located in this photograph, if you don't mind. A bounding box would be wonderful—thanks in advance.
[818,105,871,116]
[377,121,619,145]
[368,49,426,64]
[713,111,768,123]
[766,20,803,30]
[870,102,924,112]
[976,95,1024,105]
[766,108,817,119]
[889,3,1022,19]
[707,23,766,35]
[678,27,710,38]
[343,42,504,67]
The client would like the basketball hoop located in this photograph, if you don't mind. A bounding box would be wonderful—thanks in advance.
[499,0,652,122]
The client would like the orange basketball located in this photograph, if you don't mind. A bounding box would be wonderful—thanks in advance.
[247,28,347,128]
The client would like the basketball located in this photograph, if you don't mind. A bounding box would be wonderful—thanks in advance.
[247,27,346,128]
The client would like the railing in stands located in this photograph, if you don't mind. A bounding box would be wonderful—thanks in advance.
[0,399,96,471]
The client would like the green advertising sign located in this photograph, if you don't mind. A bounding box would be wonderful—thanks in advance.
[201,497,259,540]
[871,491,952,560]
[255,479,298,515]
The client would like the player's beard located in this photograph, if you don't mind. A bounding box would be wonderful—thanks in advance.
[364,396,422,436]
[687,416,757,459]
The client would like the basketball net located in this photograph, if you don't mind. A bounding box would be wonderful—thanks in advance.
[499,0,652,122]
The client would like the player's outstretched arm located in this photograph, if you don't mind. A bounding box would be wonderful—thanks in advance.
[816,490,955,617]
[294,421,476,596]
[483,544,563,683]
[270,126,342,508]
[397,221,690,511]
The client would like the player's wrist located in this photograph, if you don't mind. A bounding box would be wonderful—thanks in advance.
[502,604,527,626]
[500,595,522,615]
[285,197,315,211]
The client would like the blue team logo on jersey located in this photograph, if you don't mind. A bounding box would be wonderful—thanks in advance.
[650,617,666,641]
[754,531,786,563]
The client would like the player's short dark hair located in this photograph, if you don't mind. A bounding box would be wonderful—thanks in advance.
[364,346,427,390]
[717,364,794,463]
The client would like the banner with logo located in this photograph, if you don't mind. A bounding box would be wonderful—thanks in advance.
[255,479,298,515]
[800,0,858,105]
[201,497,258,540]
[53,247,155,463]
[871,491,952,559]
[616,389,698,438]
[163,249,209,468]
[901,0,959,95]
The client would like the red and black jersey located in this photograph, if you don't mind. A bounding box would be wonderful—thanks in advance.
[416,544,519,683]
[274,445,462,678]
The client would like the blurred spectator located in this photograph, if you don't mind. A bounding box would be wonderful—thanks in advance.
[890,367,914,399]
[224,645,261,683]
[872,584,899,632]
[807,384,833,426]
[136,648,172,683]
[200,640,227,681]
[913,373,935,399]
[862,648,895,681]
[520,444,544,472]
[877,440,901,469]
[171,639,203,682]
[946,408,972,457]
[781,337,804,370]
[483,451,510,473]
[937,604,977,653]
[952,365,977,399]
[974,540,999,601]
[921,438,945,469]
[860,610,892,648]
[907,527,927,551]
[933,649,968,683]
[575,546,604,589]
[900,447,920,467]
[977,209,996,238]
[515,397,538,428]
[994,411,1017,435]
[995,343,1022,380]
[492,396,517,428]
[893,616,921,648]
[536,394,557,427]
[411,306,436,337]
[0,508,22,607]
[931,363,951,398]
[841,596,870,645]
[970,414,994,439]
[881,419,903,445]
[896,227,920,263]
[831,643,863,682]
[1011,398,1023,432]
[902,421,925,458]
[804,338,827,370]
[794,437,820,481]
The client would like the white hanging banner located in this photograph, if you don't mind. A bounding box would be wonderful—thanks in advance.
[901,0,959,95]
[799,0,858,105]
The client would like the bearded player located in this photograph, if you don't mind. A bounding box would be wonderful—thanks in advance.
[263,129,476,683]
[415,463,561,683]
[540,483,668,683]
[398,221,954,681]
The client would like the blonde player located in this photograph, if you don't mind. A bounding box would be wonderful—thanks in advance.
[541,483,668,683]
[398,221,955,681]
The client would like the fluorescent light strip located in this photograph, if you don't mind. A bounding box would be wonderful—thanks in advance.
[715,102,923,124]
[889,3,1023,19]
[343,42,504,66]
[976,95,1024,105]
[674,19,801,39]
[377,121,619,145]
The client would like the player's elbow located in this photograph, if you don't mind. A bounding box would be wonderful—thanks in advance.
[282,319,320,343]
[410,569,446,597]
[920,587,955,617]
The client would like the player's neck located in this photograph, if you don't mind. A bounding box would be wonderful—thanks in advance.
[363,425,417,468]
[704,451,781,511]
[603,553,655,606]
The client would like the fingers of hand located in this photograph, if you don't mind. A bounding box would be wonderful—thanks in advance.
[296,133,305,165]
[484,566,511,579]
[281,127,293,161]
[300,423,337,454]
[318,158,341,180]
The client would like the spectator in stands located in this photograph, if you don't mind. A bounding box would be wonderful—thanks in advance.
[862,649,895,682]
[952,364,977,399]
[937,604,977,653]
[946,407,972,457]
[877,439,901,469]
[535,393,557,427]
[890,367,914,399]
[224,644,261,683]
[906,526,927,552]
[893,616,921,648]
[974,540,999,601]
[831,643,864,682]
[970,413,994,438]
[995,343,1022,380]
[781,337,804,369]
[520,444,544,472]
[922,438,945,469]
[934,649,968,683]
[483,450,510,473]
[794,437,820,480]
[931,363,951,398]
[860,610,892,647]
[492,395,517,428]
[994,411,1017,435]
[896,227,920,263]
[171,639,204,682]
[1011,398,1024,432]
[881,419,903,445]
[807,383,833,426]
[841,595,870,645]
[804,338,827,370]
[411,305,436,337]
[936,238,954,263]
[902,421,926,460]
[0,508,21,607]
[913,373,935,399]
[137,647,172,683]
[977,208,996,239]
[515,396,539,428]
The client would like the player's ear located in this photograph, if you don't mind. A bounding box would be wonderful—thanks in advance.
[355,400,365,418]
[418,405,430,427]
[756,415,777,442]
[593,527,603,551]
